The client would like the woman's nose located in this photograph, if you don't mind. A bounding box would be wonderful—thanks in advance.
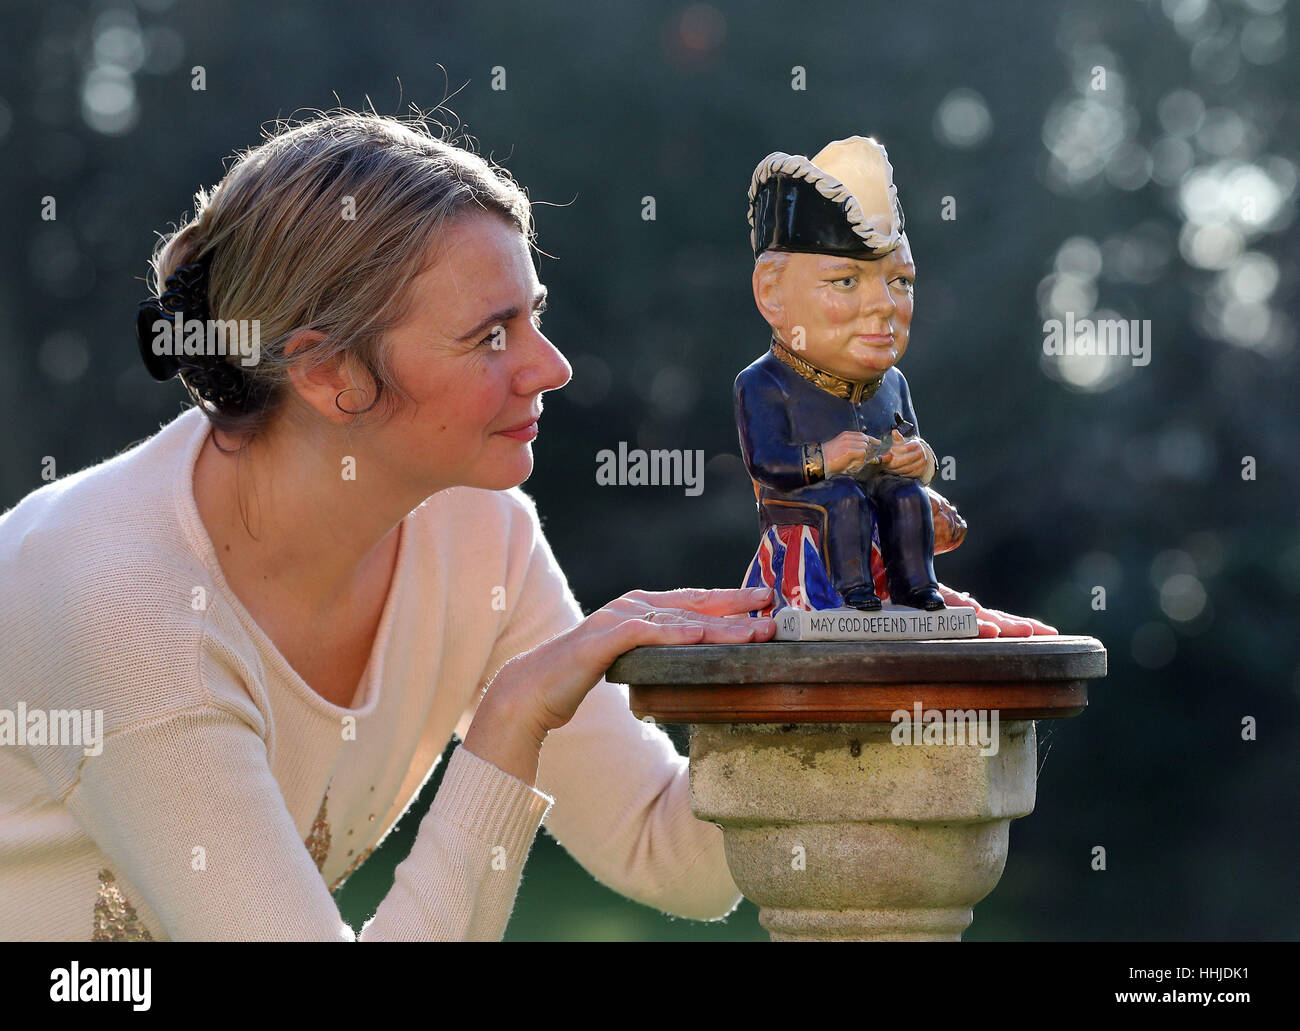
[513,325,572,395]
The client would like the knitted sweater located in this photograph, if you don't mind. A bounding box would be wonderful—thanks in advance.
[0,405,741,941]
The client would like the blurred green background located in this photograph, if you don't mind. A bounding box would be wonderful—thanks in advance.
[2,0,1297,939]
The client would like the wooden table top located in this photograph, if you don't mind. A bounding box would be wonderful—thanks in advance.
[608,635,1106,724]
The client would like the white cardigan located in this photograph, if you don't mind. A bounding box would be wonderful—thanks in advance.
[0,405,739,940]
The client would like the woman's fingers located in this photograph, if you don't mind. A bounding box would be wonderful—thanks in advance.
[613,615,705,650]
[983,610,1034,637]
[639,608,776,637]
[938,585,973,606]
[935,585,1058,637]
[622,586,773,617]
[688,613,776,641]
[634,604,774,629]
[614,610,776,649]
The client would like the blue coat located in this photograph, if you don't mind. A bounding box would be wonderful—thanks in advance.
[734,345,937,598]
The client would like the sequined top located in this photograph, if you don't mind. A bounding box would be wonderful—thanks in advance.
[0,406,740,940]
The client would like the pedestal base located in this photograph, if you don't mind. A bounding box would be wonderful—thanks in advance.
[608,636,1105,941]
[690,721,1037,941]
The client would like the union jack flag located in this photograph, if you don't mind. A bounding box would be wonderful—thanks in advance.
[741,525,890,616]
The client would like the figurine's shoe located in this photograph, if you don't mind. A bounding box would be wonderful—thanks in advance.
[842,584,883,611]
[892,586,946,611]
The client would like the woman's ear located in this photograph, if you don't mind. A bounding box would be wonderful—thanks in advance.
[282,330,369,424]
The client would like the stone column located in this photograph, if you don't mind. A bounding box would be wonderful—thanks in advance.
[608,636,1106,941]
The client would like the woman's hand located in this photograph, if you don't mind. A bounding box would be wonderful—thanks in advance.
[463,587,776,785]
[502,585,777,736]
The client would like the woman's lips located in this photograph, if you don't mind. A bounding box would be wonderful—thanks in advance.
[856,333,894,343]
[497,420,539,441]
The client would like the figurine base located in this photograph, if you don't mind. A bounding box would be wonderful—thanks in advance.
[773,603,979,641]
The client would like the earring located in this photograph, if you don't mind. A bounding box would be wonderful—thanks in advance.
[335,385,366,415]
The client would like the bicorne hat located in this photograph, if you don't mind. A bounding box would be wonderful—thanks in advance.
[748,135,907,260]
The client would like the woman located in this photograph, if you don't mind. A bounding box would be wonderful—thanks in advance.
[0,110,777,941]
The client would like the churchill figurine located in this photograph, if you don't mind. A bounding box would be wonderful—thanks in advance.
[735,137,1057,640]
[737,134,947,615]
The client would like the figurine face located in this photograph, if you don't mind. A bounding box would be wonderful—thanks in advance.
[756,235,915,382]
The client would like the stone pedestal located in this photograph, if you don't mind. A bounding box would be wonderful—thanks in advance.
[607,636,1106,941]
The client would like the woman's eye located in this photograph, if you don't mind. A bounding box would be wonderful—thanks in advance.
[834,277,856,288]
[892,278,914,290]
[478,325,506,348]
[478,306,546,347]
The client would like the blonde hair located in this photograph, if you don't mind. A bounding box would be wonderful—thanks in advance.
[147,108,534,447]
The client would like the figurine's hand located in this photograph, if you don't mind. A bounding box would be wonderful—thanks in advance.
[823,430,876,476]
[879,430,930,479]
[481,587,778,740]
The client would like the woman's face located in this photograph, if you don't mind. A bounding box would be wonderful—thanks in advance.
[375,212,572,497]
